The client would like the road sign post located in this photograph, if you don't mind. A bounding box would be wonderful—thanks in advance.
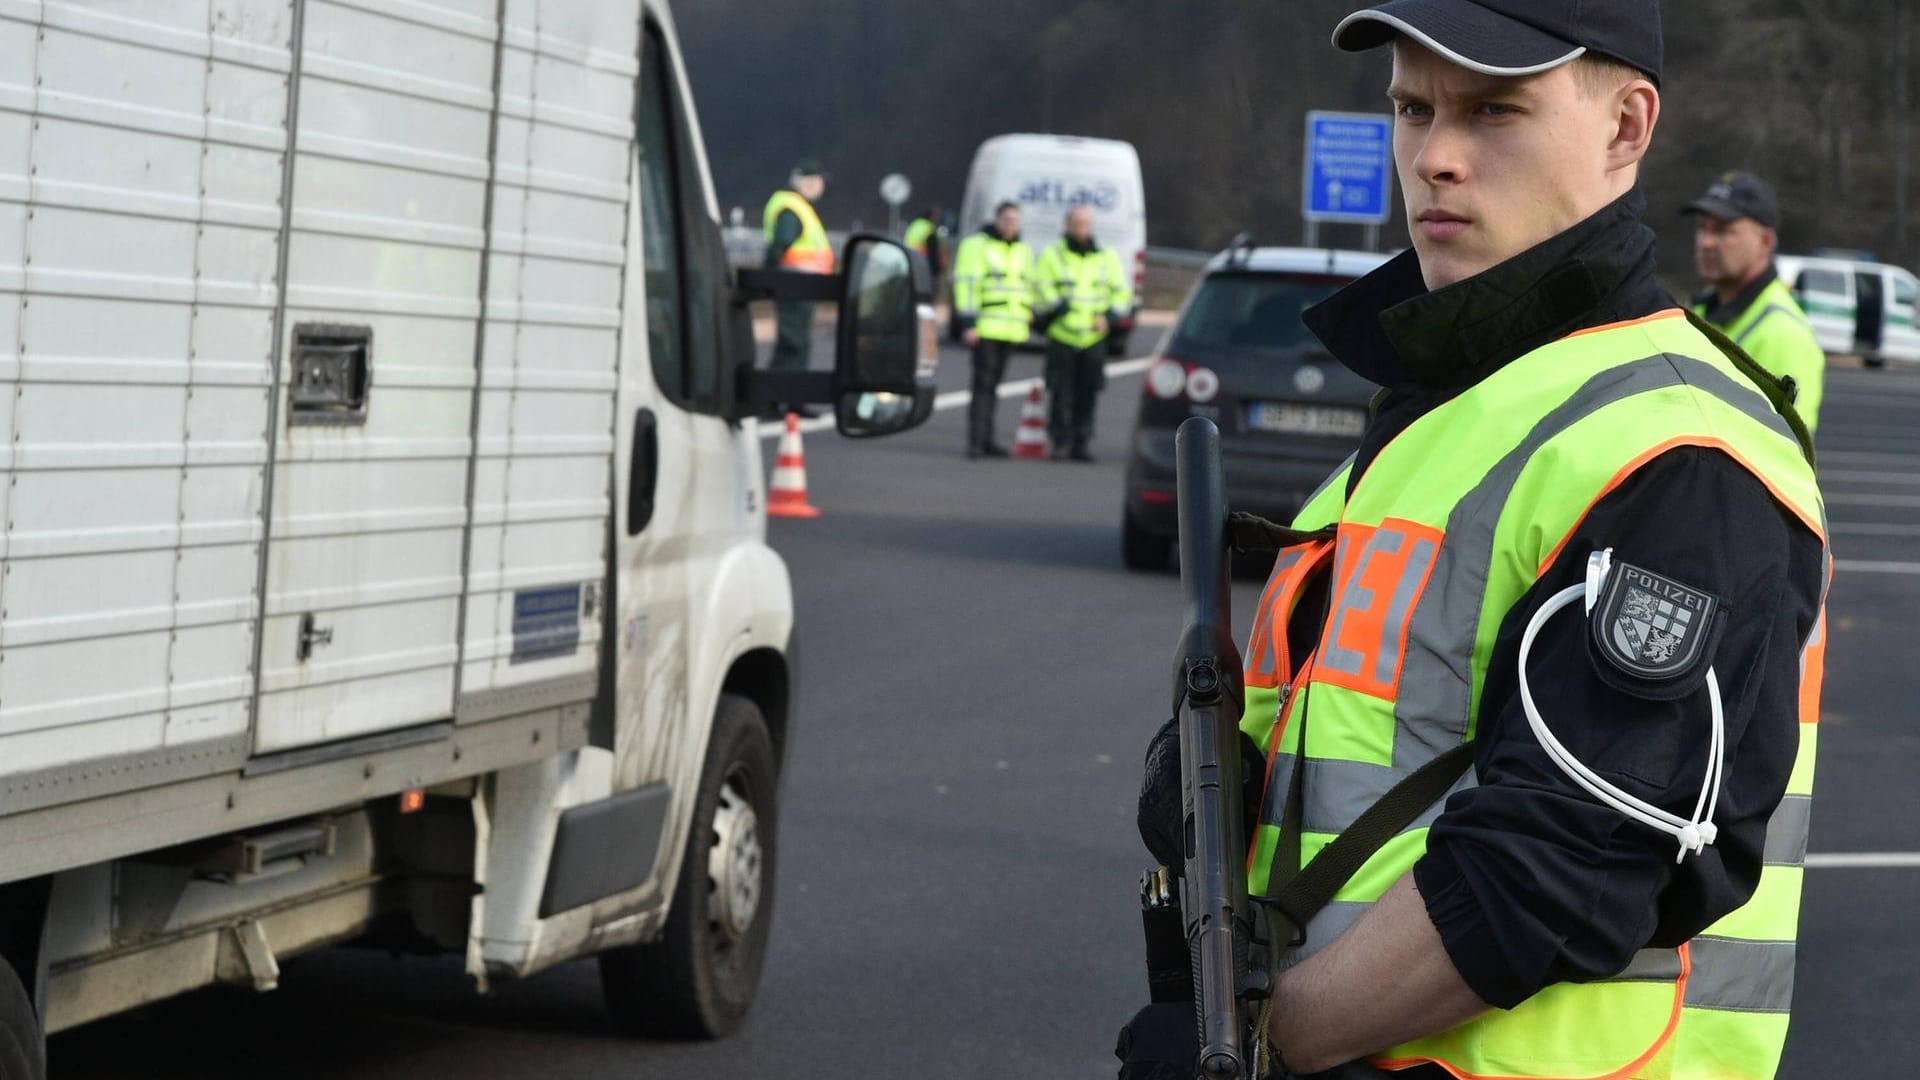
[880,172,912,237]
[1303,111,1392,249]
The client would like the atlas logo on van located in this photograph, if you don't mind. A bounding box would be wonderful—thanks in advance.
[1017,178,1119,211]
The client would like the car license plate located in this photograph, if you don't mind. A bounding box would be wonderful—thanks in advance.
[1246,401,1366,438]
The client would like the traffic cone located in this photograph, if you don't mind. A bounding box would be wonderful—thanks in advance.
[767,413,821,519]
[1013,385,1050,460]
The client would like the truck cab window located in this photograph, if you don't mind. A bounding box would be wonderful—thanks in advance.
[636,23,726,411]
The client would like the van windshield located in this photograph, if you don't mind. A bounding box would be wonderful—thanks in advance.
[1173,273,1344,353]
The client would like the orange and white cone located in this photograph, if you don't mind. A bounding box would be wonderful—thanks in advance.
[767,413,821,519]
[1013,385,1050,460]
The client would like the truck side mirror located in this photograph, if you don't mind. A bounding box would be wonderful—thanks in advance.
[731,235,937,436]
[833,236,936,437]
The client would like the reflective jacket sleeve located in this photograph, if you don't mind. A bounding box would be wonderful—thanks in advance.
[1107,248,1134,321]
[951,236,983,327]
[1744,315,1827,434]
[1411,446,1823,1009]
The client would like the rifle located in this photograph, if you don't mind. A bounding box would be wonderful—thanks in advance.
[1170,416,1266,1079]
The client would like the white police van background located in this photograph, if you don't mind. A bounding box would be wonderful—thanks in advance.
[0,0,931,1068]
[1775,253,1920,367]
[958,133,1147,351]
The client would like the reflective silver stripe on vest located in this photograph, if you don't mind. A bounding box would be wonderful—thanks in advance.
[1763,793,1813,866]
[1265,754,1475,836]
[1610,947,1686,983]
[1684,936,1797,1013]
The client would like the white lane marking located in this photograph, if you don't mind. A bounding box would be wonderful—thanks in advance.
[1835,559,1920,576]
[1805,852,1920,869]
[1824,492,1920,509]
[759,356,1155,440]
[1818,469,1920,485]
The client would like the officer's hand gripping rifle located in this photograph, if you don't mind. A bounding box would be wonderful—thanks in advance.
[1172,417,1264,1079]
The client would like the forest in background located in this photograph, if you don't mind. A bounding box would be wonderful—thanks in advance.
[676,1,1917,278]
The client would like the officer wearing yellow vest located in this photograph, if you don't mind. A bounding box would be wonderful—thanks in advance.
[903,204,947,282]
[1685,171,1827,432]
[1122,3,1826,1078]
[952,201,1035,458]
[1035,206,1133,461]
[763,158,836,379]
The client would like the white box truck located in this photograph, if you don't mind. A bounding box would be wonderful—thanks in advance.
[956,133,1147,355]
[0,1,935,1072]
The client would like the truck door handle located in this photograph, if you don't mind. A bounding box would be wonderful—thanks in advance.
[627,407,658,536]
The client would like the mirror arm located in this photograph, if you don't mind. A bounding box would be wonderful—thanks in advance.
[733,267,843,304]
[738,369,835,408]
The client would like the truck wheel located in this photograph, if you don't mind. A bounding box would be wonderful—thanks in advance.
[600,694,778,1039]
[1122,512,1173,572]
[0,959,42,1080]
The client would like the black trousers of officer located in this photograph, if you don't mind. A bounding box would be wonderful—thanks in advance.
[968,338,1015,450]
[1045,337,1105,450]
[770,300,814,372]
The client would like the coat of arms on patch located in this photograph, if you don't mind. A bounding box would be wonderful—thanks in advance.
[1591,561,1722,681]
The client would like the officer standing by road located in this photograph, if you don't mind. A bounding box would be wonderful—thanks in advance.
[1123,2,1827,1077]
[1035,206,1132,461]
[904,203,948,283]
[1686,171,1828,432]
[952,201,1035,458]
[763,159,836,381]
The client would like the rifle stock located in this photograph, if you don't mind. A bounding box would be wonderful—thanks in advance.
[1172,418,1257,1079]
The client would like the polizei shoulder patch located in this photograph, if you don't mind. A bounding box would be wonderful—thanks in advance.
[1589,561,1723,693]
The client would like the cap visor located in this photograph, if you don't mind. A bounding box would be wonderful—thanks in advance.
[1334,0,1587,77]
[1681,197,1746,221]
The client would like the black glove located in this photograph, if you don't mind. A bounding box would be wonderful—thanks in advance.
[1115,1002,1199,1080]
[1137,717,1268,875]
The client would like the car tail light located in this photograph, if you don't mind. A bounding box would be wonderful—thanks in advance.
[1145,358,1221,403]
[1146,358,1187,399]
[1133,250,1146,294]
[1184,365,1220,403]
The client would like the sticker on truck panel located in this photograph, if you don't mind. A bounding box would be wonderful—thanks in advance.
[512,584,583,664]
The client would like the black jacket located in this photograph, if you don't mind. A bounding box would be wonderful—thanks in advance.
[1301,191,1824,1010]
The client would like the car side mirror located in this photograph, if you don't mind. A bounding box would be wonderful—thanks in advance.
[730,234,936,437]
[833,236,937,437]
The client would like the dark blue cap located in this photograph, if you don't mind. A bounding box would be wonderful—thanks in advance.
[1334,0,1663,86]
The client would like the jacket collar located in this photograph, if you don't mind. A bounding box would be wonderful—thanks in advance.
[1696,264,1779,328]
[1304,190,1667,389]
[982,225,1021,244]
[1064,236,1099,255]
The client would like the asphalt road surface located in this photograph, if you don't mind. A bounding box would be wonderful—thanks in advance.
[53,337,1918,1079]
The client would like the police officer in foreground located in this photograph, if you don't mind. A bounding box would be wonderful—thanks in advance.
[1036,206,1133,461]
[1124,2,1826,1077]
[763,158,836,381]
[952,201,1035,458]
[1685,171,1828,432]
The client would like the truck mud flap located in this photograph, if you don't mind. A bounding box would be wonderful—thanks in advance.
[538,782,672,917]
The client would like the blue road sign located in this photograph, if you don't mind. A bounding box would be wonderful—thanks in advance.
[1303,111,1392,225]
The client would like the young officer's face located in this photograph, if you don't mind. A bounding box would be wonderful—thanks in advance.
[1389,43,1651,290]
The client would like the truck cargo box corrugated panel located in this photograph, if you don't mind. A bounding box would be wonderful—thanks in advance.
[0,0,626,809]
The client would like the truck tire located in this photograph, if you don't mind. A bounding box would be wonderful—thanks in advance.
[600,694,778,1039]
[0,959,41,1080]
[1122,512,1173,572]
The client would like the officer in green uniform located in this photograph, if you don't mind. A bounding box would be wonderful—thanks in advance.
[903,204,946,283]
[951,201,1034,458]
[1121,3,1827,1078]
[1685,171,1827,432]
[1035,206,1133,461]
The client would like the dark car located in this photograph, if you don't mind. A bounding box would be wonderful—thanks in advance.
[1121,245,1389,570]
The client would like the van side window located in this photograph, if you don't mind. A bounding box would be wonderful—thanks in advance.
[1800,268,1848,297]
[1895,275,1917,309]
[636,24,726,411]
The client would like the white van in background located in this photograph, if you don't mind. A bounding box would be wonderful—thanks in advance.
[1775,253,1920,368]
[958,134,1147,354]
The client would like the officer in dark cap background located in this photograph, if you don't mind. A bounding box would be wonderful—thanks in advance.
[1687,170,1828,431]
